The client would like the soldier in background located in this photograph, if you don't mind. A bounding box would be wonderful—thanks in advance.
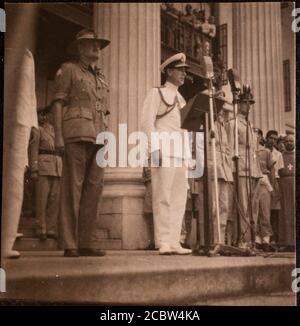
[208,98,234,246]
[278,135,295,252]
[252,129,276,252]
[265,130,284,245]
[276,135,286,153]
[226,88,262,250]
[52,29,110,257]
[28,106,62,240]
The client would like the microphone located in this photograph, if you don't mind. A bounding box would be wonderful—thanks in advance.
[227,68,241,92]
[202,56,214,79]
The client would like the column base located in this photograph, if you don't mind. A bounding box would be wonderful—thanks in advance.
[96,168,153,250]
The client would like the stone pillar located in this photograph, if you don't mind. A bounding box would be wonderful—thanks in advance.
[232,2,285,134]
[93,3,161,249]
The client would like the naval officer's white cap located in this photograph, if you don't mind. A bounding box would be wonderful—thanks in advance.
[160,53,190,73]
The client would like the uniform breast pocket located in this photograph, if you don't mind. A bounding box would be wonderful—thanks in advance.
[63,107,96,140]
[72,79,91,100]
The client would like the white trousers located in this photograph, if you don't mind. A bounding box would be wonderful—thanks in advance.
[151,162,188,248]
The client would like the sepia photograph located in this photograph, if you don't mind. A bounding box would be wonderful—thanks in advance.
[0,1,297,308]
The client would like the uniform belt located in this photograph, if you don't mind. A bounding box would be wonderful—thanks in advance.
[39,149,63,157]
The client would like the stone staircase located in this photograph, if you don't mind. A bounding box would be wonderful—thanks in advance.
[14,217,122,251]
[2,251,296,305]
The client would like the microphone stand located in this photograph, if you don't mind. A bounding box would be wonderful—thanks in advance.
[208,78,221,244]
[245,98,256,247]
[193,109,211,256]
[192,79,213,256]
[208,81,252,257]
[192,74,254,256]
[232,87,241,246]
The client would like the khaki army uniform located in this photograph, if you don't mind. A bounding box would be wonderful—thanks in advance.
[226,114,262,245]
[52,60,109,250]
[28,122,62,236]
[269,147,284,243]
[253,145,274,243]
[208,119,234,245]
[278,150,295,247]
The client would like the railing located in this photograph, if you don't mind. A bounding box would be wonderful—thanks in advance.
[161,9,228,89]
[68,3,93,15]
[161,9,212,63]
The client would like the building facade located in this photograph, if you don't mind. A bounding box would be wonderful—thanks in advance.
[5,2,295,250]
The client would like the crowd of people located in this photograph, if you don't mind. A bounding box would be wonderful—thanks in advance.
[161,3,216,39]
[161,3,226,91]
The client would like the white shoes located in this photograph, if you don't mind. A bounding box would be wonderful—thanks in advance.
[159,244,192,255]
[3,249,20,259]
[159,245,173,255]
[171,246,192,255]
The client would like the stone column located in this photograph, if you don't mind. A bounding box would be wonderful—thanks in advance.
[93,3,161,249]
[232,2,285,134]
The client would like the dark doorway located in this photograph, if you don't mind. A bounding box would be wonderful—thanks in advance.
[35,9,84,109]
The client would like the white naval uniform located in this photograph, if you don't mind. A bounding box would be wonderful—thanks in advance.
[141,81,190,249]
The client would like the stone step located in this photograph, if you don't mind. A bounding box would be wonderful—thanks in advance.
[18,216,110,239]
[192,292,296,306]
[19,228,110,239]
[94,239,122,250]
[18,228,36,238]
[14,238,58,251]
[19,217,35,227]
[13,237,121,251]
[96,228,109,239]
[3,251,295,304]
